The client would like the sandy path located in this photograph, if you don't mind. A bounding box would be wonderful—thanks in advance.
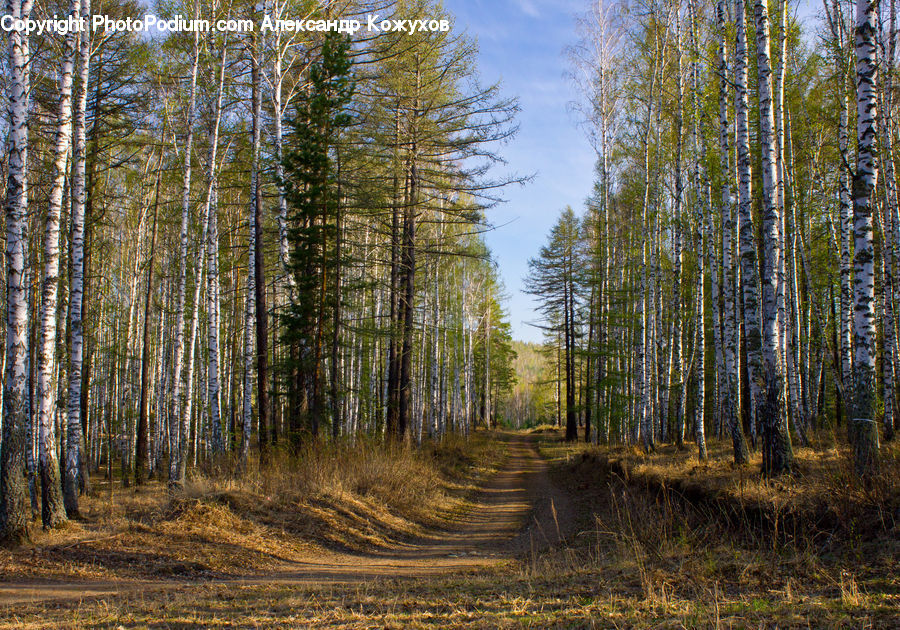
[0,431,571,606]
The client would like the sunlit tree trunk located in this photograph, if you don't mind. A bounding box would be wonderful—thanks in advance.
[718,0,750,463]
[825,0,855,420]
[879,2,898,442]
[0,0,34,543]
[736,0,765,448]
[199,39,228,460]
[251,32,270,465]
[753,0,793,473]
[65,0,92,517]
[37,0,79,527]
[166,18,200,485]
[672,12,685,449]
[689,0,708,460]
[850,0,881,476]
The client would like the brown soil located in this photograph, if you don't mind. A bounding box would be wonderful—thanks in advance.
[0,431,573,608]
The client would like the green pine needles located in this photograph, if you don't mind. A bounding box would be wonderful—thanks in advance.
[281,31,355,442]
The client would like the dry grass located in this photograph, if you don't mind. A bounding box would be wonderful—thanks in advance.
[3,430,898,628]
[526,423,562,434]
[528,429,900,628]
[601,436,900,545]
[0,431,500,584]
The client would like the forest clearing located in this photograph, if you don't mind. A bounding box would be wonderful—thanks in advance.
[2,0,900,625]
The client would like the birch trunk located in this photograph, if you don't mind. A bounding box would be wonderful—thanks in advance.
[880,3,898,442]
[753,0,793,473]
[672,12,685,449]
[166,18,200,485]
[826,0,855,413]
[1,0,33,543]
[201,39,228,461]
[718,0,750,463]
[137,157,161,486]
[207,182,223,454]
[638,50,657,451]
[736,0,765,448]
[689,0,708,460]
[270,2,293,288]
[37,0,79,527]
[64,0,92,517]
[251,33,270,465]
[850,0,881,475]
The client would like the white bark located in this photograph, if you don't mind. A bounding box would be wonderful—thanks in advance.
[199,39,228,457]
[169,18,201,482]
[753,0,792,473]
[672,12,685,447]
[65,0,91,516]
[851,0,881,474]
[37,0,80,527]
[718,0,749,463]
[879,2,898,440]
[689,0,708,460]
[735,0,765,446]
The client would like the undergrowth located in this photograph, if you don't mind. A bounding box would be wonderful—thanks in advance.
[0,431,500,583]
[524,430,900,627]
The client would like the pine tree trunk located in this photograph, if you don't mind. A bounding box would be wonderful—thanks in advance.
[386,108,402,438]
[330,152,343,440]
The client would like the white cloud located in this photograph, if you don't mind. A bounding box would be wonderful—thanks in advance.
[517,0,541,18]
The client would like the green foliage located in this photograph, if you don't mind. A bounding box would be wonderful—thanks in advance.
[280,30,355,417]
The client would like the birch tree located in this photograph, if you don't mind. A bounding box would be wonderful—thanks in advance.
[850,0,881,476]
[36,0,80,527]
[717,0,750,463]
[0,0,34,543]
[64,0,92,517]
[164,7,201,486]
[754,0,793,474]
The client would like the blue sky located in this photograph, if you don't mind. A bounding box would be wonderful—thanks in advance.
[448,0,821,345]
[448,0,597,344]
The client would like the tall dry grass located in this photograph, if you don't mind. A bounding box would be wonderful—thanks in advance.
[180,432,495,525]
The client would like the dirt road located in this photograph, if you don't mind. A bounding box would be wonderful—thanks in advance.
[0,432,573,607]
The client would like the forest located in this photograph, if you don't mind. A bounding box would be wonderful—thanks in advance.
[529,0,895,474]
[0,0,522,540]
[0,0,897,626]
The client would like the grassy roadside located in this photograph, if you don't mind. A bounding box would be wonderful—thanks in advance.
[528,429,900,628]
[0,430,504,585]
[4,430,897,628]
